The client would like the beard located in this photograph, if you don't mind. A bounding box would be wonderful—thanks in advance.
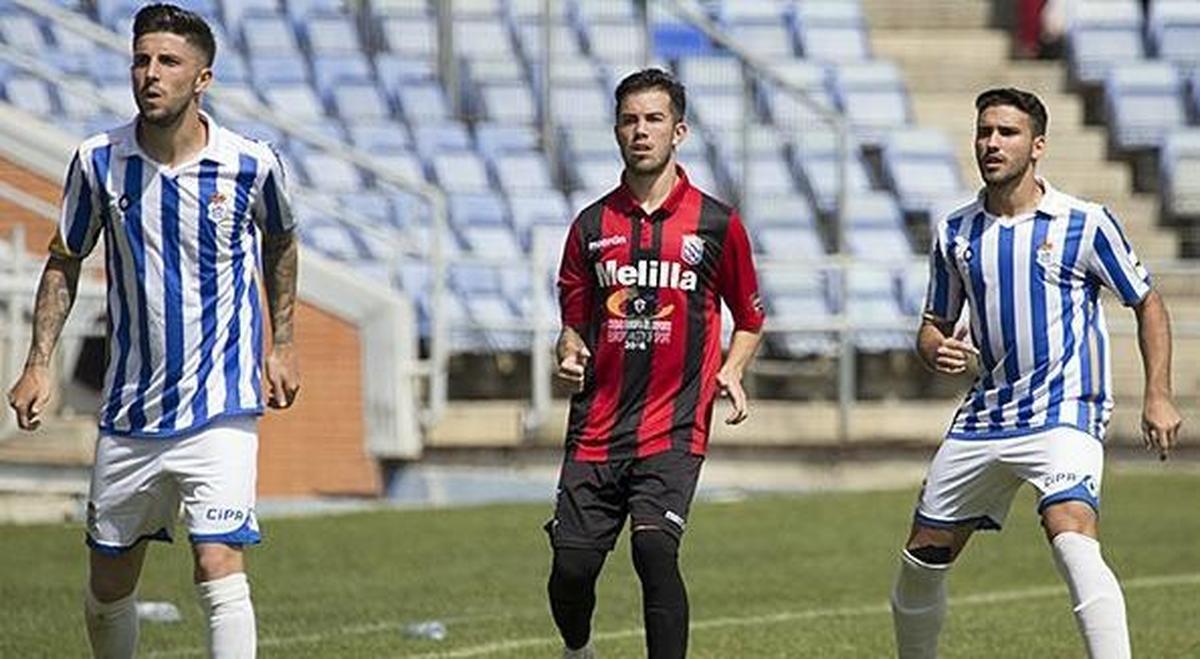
[622,148,671,177]
[979,157,1033,187]
[136,96,189,127]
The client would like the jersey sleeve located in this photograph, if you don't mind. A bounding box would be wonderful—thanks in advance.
[252,144,296,235]
[557,221,593,331]
[1085,207,1152,306]
[50,149,103,259]
[922,221,965,323]
[716,213,765,333]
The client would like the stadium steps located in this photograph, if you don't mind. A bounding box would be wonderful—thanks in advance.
[861,0,992,31]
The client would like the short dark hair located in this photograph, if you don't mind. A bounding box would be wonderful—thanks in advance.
[615,68,687,122]
[133,3,216,67]
[975,87,1048,137]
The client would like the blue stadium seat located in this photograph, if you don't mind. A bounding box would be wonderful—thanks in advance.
[478,83,538,125]
[303,14,362,55]
[338,191,395,230]
[221,119,284,145]
[262,84,326,120]
[688,88,747,130]
[86,50,130,83]
[219,0,279,30]
[1149,1,1200,71]
[492,152,554,194]
[715,0,790,25]
[767,292,838,357]
[412,121,473,158]
[312,54,372,97]
[1104,61,1187,151]
[797,25,870,62]
[213,51,249,85]
[374,54,437,97]
[348,121,411,152]
[509,192,571,237]
[845,192,905,228]
[881,129,966,213]
[833,61,912,144]
[517,21,585,59]
[573,159,621,192]
[755,226,826,259]
[676,56,744,92]
[330,83,391,121]
[449,191,509,227]
[584,21,644,69]
[3,76,57,116]
[1066,1,1144,85]
[475,123,541,159]
[433,152,492,193]
[793,1,866,29]
[396,82,451,123]
[1161,129,1200,219]
[551,84,611,126]
[249,54,309,87]
[286,0,347,22]
[461,226,524,260]
[300,153,365,192]
[208,84,266,122]
[371,0,432,18]
[381,16,436,58]
[240,14,300,56]
[728,22,797,59]
[652,21,713,59]
[453,0,505,19]
[745,195,818,227]
[0,11,50,51]
[454,20,516,58]
[793,149,873,215]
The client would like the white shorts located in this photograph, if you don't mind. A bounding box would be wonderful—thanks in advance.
[914,425,1104,531]
[86,415,261,556]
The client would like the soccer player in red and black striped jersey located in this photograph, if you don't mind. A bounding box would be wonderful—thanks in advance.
[545,69,765,659]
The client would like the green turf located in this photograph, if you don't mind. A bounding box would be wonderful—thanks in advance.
[2,468,1197,658]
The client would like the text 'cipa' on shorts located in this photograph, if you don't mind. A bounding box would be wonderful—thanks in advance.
[914,425,1104,531]
[86,416,261,556]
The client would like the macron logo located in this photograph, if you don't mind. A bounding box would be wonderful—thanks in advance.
[588,235,628,252]
[594,259,698,291]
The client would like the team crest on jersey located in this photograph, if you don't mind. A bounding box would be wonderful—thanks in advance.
[1036,240,1055,266]
[681,234,704,266]
[118,194,131,211]
[207,192,229,222]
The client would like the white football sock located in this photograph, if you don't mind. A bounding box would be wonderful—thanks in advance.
[196,572,256,659]
[84,587,139,659]
[1051,532,1130,659]
[891,549,949,659]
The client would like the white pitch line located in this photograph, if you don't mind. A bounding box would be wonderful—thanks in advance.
[143,572,1200,658]
[400,573,1200,659]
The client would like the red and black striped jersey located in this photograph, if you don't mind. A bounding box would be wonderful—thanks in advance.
[558,167,765,462]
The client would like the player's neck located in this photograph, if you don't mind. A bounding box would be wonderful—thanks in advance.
[983,170,1043,218]
[624,160,679,215]
[136,108,208,168]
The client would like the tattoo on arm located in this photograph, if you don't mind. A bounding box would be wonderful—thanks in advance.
[262,232,298,346]
[26,256,81,369]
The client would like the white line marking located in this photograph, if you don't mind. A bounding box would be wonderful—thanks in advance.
[143,572,1200,658]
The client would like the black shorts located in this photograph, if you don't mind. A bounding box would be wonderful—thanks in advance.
[544,450,704,551]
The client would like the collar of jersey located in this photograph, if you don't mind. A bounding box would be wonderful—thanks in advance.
[976,176,1068,225]
[609,164,692,221]
[111,110,227,171]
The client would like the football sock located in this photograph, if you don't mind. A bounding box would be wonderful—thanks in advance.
[562,639,597,659]
[1051,532,1130,659]
[196,572,256,658]
[891,549,949,659]
[631,531,688,659]
[85,587,139,659]
[549,548,607,651]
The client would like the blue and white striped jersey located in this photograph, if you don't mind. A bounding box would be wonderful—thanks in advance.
[924,180,1151,442]
[53,113,295,438]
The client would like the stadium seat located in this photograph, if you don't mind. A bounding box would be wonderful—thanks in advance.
[1148,1,1200,71]
[793,149,874,215]
[584,21,645,69]
[348,121,412,153]
[728,22,797,59]
[240,14,301,57]
[303,14,361,55]
[396,82,451,123]
[300,153,365,193]
[767,292,839,357]
[0,11,50,51]
[475,123,541,159]
[755,226,827,259]
[797,25,871,62]
[677,56,744,92]
[374,54,437,97]
[477,83,538,125]
[461,225,524,260]
[509,192,571,237]
[312,54,373,97]
[881,129,966,213]
[454,20,516,59]
[433,152,492,193]
[833,61,912,144]
[262,84,325,119]
[550,84,612,126]
[249,54,310,87]
[846,294,910,352]
[1103,61,1187,152]
[449,191,509,227]
[1161,129,1200,220]
[330,83,391,121]
[412,121,473,158]
[2,76,57,116]
[492,152,554,194]
[381,16,437,58]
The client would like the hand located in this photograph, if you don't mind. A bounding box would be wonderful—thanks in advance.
[934,324,979,375]
[1142,395,1182,461]
[265,344,301,409]
[717,369,748,425]
[556,340,590,393]
[7,365,53,431]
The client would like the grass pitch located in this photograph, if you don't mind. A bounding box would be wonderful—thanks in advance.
[2,467,1197,658]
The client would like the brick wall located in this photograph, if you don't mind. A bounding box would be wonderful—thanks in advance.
[1,154,381,497]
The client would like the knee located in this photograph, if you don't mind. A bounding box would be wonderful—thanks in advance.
[89,551,142,602]
[193,544,244,583]
[631,529,679,577]
[904,545,956,567]
[550,548,605,590]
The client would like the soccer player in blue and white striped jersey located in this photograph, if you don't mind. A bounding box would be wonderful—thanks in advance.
[890,89,1182,659]
[6,4,298,657]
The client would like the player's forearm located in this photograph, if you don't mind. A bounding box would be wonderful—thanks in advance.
[24,256,81,369]
[262,232,298,346]
[719,329,762,379]
[1134,290,1173,399]
[915,319,948,371]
